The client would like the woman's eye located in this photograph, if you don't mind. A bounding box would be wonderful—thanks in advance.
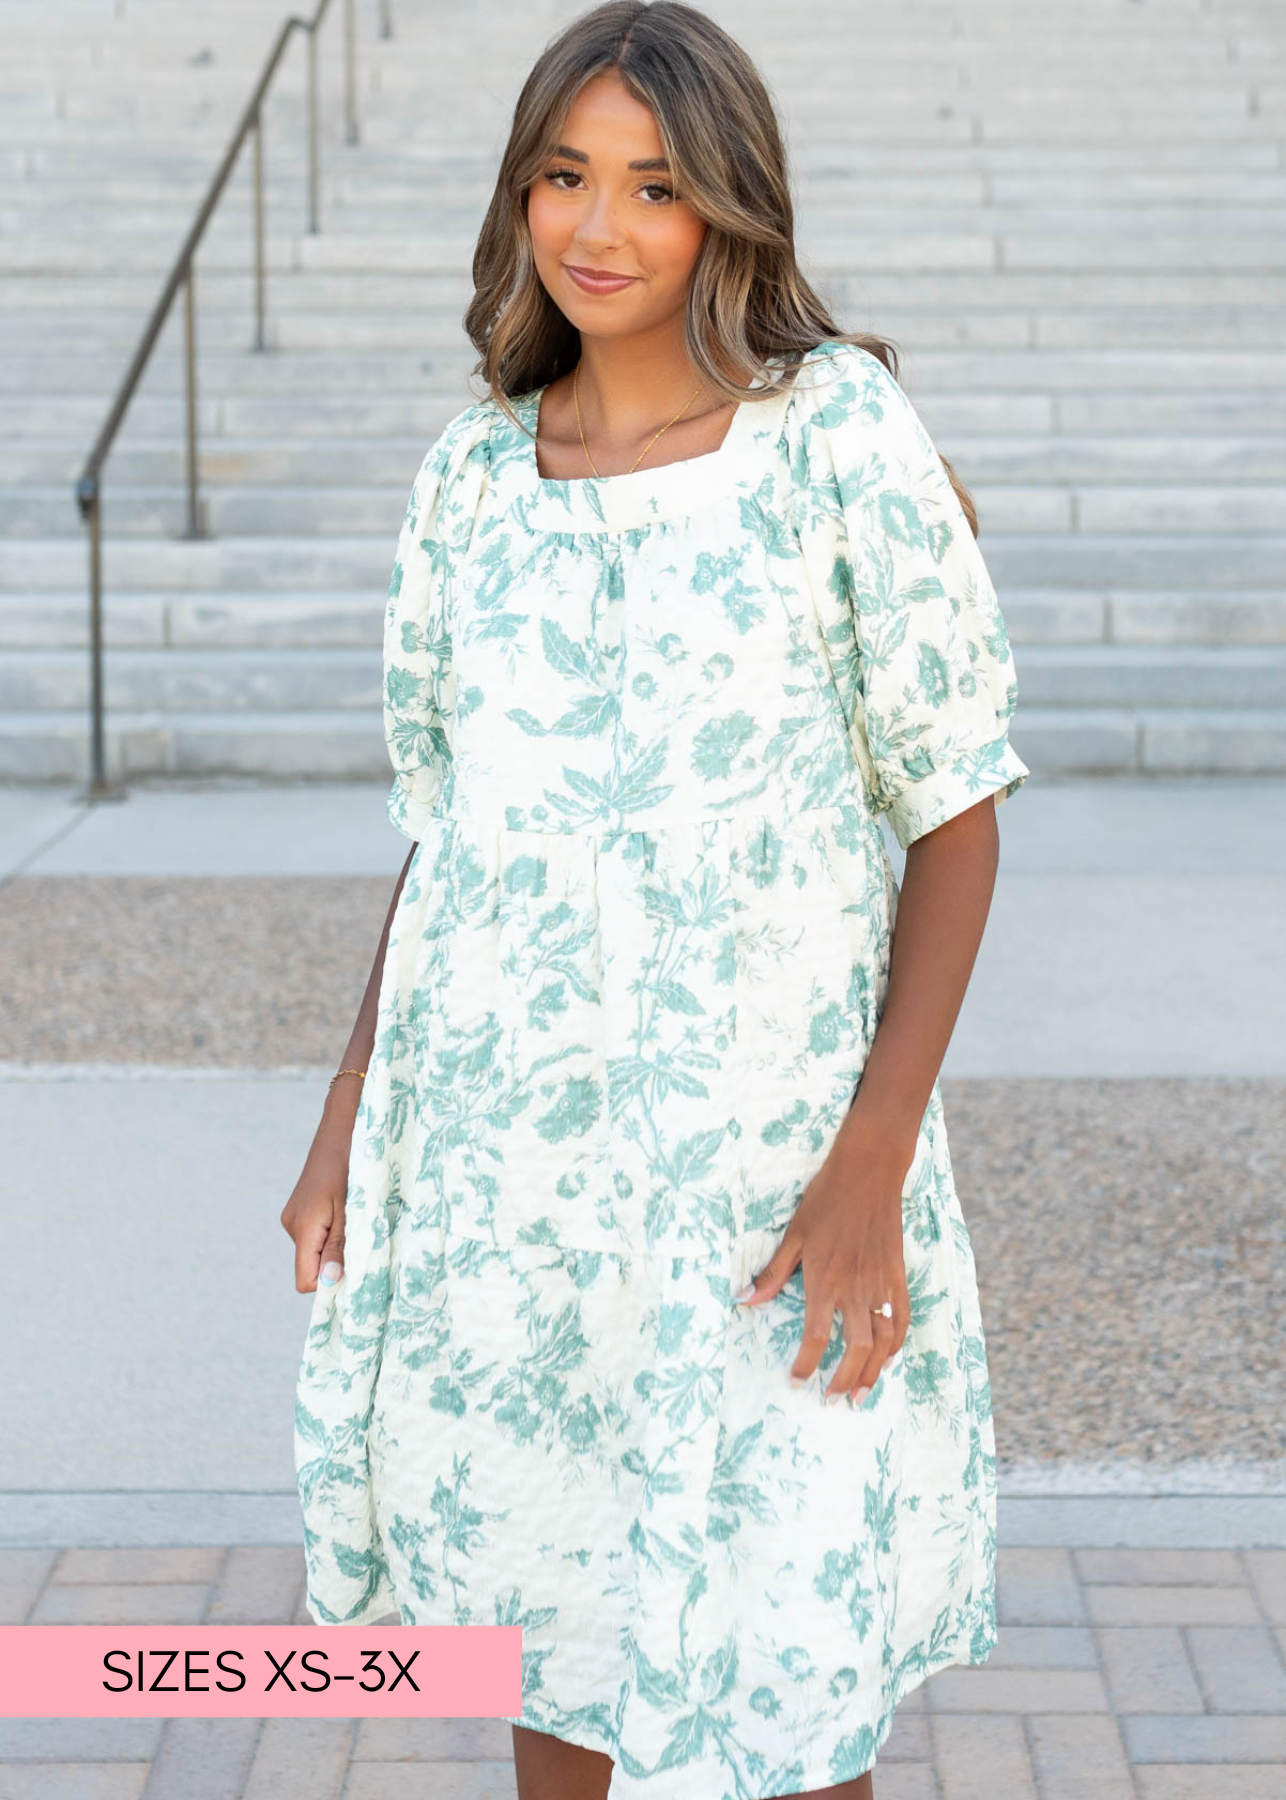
[541,169,673,204]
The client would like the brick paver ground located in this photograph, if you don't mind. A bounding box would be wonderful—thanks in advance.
[2,1542,1285,1797]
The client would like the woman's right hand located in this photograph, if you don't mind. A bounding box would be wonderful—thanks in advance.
[280,1111,354,1293]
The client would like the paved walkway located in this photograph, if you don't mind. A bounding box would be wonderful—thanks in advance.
[4,1520,1286,1797]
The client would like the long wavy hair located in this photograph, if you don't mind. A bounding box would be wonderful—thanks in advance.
[462,0,980,537]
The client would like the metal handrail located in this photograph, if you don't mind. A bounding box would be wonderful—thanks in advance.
[71,0,391,801]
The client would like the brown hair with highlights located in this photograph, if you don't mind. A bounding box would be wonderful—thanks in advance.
[463,0,979,536]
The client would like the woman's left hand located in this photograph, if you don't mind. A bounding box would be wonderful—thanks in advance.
[736,1126,913,1405]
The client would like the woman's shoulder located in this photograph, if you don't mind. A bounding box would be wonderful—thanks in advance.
[788,338,908,428]
[420,392,498,477]
[784,338,940,499]
[402,393,502,513]
[398,393,501,541]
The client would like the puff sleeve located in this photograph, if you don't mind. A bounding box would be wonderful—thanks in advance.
[796,344,1030,850]
[382,403,489,842]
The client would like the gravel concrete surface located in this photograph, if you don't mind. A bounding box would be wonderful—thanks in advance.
[0,875,392,1066]
[947,1076,1285,1473]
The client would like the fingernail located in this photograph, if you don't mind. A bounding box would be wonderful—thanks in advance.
[789,1374,808,1389]
[320,1262,343,1286]
[732,1282,756,1304]
[854,1385,871,1404]
[825,1389,843,1406]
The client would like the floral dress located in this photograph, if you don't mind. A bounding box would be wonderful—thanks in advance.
[295,337,1030,1798]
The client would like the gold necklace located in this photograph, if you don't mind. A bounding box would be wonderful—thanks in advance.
[573,362,705,477]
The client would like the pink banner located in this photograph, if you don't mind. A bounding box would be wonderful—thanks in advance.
[0,1626,522,1717]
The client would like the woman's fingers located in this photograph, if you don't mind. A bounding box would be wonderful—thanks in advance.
[739,1236,853,1390]
[789,1278,842,1387]
[292,1196,344,1294]
[735,1236,842,1388]
[822,1303,876,1401]
[734,1233,801,1308]
[844,1306,897,1402]
[886,1295,911,1363]
[735,1228,910,1404]
[317,1207,346,1290]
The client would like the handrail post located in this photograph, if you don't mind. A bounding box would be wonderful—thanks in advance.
[252,109,266,351]
[344,0,358,145]
[182,265,203,539]
[85,487,108,797]
[307,23,320,233]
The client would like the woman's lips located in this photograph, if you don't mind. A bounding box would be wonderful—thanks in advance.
[564,265,638,294]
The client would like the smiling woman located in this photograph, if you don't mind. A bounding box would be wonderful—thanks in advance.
[283,5,1030,1800]
[523,71,738,478]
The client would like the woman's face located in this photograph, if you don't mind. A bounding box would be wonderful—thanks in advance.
[526,70,708,341]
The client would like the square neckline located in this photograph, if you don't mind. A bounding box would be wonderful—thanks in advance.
[500,343,840,533]
[523,377,755,491]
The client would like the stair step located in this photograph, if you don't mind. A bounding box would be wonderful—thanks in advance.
[6,345,1286,394]
[0,536,390,591]
[6,271,1285,314]
[9,532,1286,594]
[9,390,1286,442]
[7,481,1286,541]
[4,393,460,439]
[3,643,1282,715]
[0,486,413,539]
[0,592,379,649]
[15,435,1286,488]
[5,589,1286,652]
[983,537,1286,589]
[12,196,1286,235]
[4,309,1286,356]
[0,349,474,392]
[0,709,391,781]
[1016,710,1286,776]
[13,172,1286,209]
[1015,646,1286,709]
[9,225,1286,277]
[0,440,430,485]
[5,707,1286,783]
[1006,591,1286,646]
[17,140,1284,177]
[0,646,381,712]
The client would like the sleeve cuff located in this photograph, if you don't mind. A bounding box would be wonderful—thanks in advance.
[882,734,1030,850]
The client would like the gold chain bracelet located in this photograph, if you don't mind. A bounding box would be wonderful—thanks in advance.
[328,1067,367,1094]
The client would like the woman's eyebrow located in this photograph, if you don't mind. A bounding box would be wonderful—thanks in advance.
[549,142,671,171]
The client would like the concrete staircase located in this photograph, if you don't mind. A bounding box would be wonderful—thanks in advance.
[2,0,1284,781]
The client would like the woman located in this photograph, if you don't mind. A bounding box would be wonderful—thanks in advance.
[282,4,1029,1796]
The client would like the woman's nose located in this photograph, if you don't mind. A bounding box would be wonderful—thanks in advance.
[575,193,624,245]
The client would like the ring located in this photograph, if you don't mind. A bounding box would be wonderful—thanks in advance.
[873,1301,893,1319]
